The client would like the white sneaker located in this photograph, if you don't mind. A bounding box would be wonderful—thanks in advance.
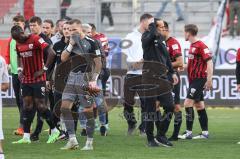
[178,131,193,139]
[193,133,209,139]
[60,138,79,150]
[81,143,93,151]
[105,26,114,32]
[0,153,4,159]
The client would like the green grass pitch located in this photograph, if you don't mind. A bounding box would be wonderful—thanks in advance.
[3,107,240,159]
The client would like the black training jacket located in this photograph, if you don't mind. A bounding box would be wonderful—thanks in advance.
[142,22,174,79]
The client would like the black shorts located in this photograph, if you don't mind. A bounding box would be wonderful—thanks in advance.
[186,78,207,102]
[21,82,46,99]
[173,73,180,104]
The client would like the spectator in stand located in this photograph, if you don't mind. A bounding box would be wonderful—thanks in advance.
[229,0,240,37]
[23,0,35,32]
[155,0,184,21]
[101,1,114,31]
[60,0,71,19]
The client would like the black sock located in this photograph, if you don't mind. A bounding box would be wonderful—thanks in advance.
[197,109,208,131]
[93,107,97,119]
[33,112,44,135]
[53,114,60,128]
[74,119,78,132]
[158,111,173,137]
[172,111,182,137]
[185,107,194,131]
[105,112,108,124]
[40,109,55,130]
[123,108,137,126]
[23,109,35,133]
[155,111,161,135]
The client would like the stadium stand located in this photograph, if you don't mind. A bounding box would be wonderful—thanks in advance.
[0,0,18,20]
[0,0,220,38]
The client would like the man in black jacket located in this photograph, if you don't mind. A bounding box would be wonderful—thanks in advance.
[141,17,178,147]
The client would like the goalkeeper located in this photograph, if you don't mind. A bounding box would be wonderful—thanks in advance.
[59,19,102,150]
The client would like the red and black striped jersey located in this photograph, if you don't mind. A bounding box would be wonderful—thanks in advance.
[166,37,182,62]
[236,48,240,62]
[187,40,212,83]
[16,34,49,84]
[236,48,240,84]
[92,33,109,54]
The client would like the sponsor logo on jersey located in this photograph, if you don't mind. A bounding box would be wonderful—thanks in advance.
[20,51,33,57]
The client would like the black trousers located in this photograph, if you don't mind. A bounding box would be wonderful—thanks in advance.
[123,74,146,130]
[101,2,114,26]
[145,92,174,141]
[60,8,67,19]
[12,74,24,126]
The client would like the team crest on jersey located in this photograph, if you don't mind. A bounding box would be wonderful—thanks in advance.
[29,44,33,49]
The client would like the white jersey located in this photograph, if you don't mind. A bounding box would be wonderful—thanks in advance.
[122,28,143,75]
[0,56,9,140]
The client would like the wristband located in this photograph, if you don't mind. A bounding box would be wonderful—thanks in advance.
[92,73,99,81]
[17,67,23,72]
[66,44,73,53]
[43,66,48,71]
